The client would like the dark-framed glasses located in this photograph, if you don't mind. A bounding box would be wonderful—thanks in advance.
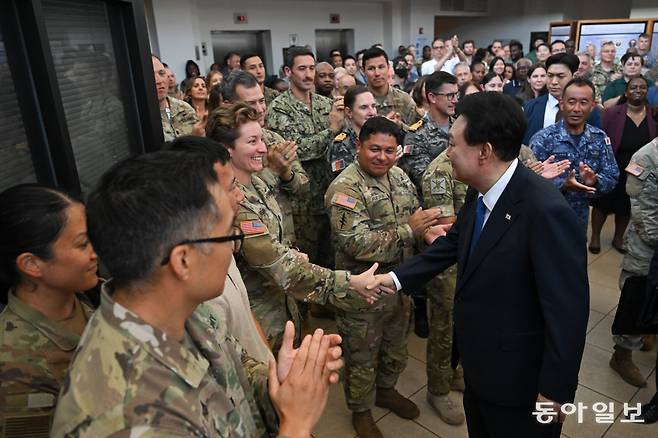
[431,91,459,101]
[160,227,244,265]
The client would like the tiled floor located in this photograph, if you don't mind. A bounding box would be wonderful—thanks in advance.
[308,219,658,437]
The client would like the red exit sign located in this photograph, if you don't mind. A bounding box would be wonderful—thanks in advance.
[234,13,248,24]
[330,14,340,24]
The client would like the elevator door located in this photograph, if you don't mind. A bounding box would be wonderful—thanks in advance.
[211,31,271,72]
[315,29,354,62]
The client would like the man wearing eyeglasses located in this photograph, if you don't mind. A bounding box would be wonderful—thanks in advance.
[399,71,457,196]
[421,36,468,76]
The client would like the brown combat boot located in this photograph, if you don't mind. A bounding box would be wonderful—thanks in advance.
[609,345,646,387]
[375,387,420,419]
[450,367,465,393]
[352,410,383,438]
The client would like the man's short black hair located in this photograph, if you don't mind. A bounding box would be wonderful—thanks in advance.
[424,71,457,94]
[509,40,523,50]
[621,52,643,66]
[222,70,259,103]
[284,46,315,68]
[562,77,596,100]
[455,92,526,162]
[224,51,240,63]
[550,40,566,48]
[545,53,579,74]
[86,149,221,289]
[165,136,231,166]
[359,116,402,145]
[240,53,260,68]
[362,47,389,68]
[462,40,475,48]
[344,54,356,63]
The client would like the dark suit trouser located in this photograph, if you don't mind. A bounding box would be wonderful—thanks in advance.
[463,389,562,438]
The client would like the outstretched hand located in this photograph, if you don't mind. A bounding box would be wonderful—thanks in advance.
[349,263,396,304]
[424,223,452,244]
[564,170,597,194]
[540,155,571,180]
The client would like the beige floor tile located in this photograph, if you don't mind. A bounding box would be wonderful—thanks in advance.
[588,281,621,315]
[409,390,469,438]
[578,343,654,403]
[375,412,440,437]
[603,369,658,437]
[407,333,428,363]
[397,355,428,398]
[588,310,607,334]
[562,385,620,438]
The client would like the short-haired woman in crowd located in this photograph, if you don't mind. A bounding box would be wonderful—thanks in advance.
[0,184,98,432]
[205,102,374,354]
[185,76,209,121]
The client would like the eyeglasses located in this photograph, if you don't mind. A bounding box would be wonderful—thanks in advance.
[432,45,444,50]
[160,227,244,265]
[431,91,459,101]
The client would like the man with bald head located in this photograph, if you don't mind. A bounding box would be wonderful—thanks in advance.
[315,62,336,97]
[336,74,356,97]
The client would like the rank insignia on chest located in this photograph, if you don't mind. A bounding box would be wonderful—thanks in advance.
[331,159,347,172]
[240,220,267,235]
[625,161,645,177]
[334,132,347,142]
[403,144,413,155]
[333,193,357,209]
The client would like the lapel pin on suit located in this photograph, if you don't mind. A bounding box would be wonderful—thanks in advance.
[505,213,511,220]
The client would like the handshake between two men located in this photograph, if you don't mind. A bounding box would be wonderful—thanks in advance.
[347,206,452,305]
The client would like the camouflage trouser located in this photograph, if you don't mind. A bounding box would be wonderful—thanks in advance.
[335,294,412,412]
[426,265,457,396]
[293,213,335,269]
[250,291,301,355]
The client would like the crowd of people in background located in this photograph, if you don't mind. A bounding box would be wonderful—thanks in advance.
[2,29,658,438]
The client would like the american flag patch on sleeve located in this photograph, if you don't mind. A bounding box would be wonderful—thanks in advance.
[333,193,357,209]
[240,220,267,235]
[625,161,645,177]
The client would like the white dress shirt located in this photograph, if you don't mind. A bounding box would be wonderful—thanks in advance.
[542,94,560,129]
[421,56,460,76]
[390,159,519,291]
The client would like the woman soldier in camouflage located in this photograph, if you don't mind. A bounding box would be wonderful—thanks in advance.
[0,185,98,435]
[205,103,378,354]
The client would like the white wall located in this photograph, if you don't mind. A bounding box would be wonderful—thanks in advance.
[630,0,658,18]
[152,0,385,81]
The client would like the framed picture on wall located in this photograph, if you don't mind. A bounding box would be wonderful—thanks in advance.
[575,19,651,63]
[549,21,574,43]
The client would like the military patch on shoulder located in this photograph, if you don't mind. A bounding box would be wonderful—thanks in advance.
[430,178,447,196]
[334,132,347,142]
[408,120,423,131]
[604,136,611,145]
[331,159,347,173]
[239,220,268,236]
[403,144,413,155]
[625,161,645,177]
[332,193,358,209]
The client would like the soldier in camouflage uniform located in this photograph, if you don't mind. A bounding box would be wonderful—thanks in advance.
[211,103,376,354]
[266,47,344,267]
[153,55,199,142]
[0,185,98,437]
[328,86,377,177]
[420,149,468,425]
[240,53,281,107]
[218,70,310,245]
[362,47,419,129]
[590,42,623,103]
[325,117,442,438]
[52,148,344,437]
[398,71,457,197]
[609,136,658,388]
[530,81,618,233]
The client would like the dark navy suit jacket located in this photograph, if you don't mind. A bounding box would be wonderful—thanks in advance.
[393,163,589,407]
[523,94,601,144]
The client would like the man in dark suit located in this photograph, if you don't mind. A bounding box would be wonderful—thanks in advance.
[523,53,600,145]
[368,92,589,437]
